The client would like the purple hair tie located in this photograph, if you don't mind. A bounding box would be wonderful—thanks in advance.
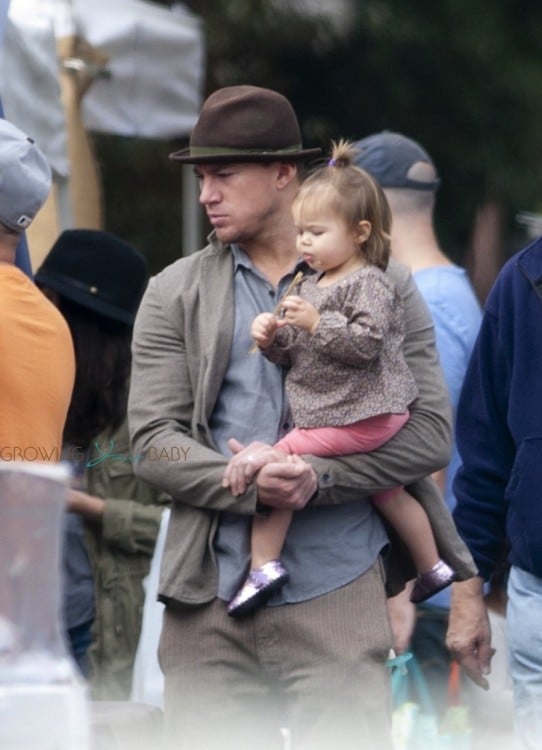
[328,158,336,166]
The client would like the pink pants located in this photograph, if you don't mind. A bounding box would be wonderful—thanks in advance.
[275,412,410,504]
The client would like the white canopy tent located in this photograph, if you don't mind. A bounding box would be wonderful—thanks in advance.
[0,0,205,267]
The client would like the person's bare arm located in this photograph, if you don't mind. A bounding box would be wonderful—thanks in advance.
[68,489,105,520]
[386,582,417,654]
[446,577,494,689]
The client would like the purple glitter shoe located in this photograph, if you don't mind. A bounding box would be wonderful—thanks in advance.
[410,560,456,604]
[227,560,289,618]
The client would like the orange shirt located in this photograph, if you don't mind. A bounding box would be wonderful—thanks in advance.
[0,264,75,462]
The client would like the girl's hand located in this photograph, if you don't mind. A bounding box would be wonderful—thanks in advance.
[251,313,279,349]
[280,296,320,334]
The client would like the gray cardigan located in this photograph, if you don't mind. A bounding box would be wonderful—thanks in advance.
[128,236,477,606]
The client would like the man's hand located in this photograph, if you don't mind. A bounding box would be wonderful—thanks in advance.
[222,438,287,496]
[446,576,494,689]
[387,582,417,654]
[256,454,317,510]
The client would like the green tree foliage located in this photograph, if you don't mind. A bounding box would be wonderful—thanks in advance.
[100,0,542,271]
[184,0,542,259]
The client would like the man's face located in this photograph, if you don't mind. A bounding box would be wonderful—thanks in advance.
[194,162,287,246]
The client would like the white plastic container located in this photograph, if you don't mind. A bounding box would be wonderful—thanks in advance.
[0,462,91,750]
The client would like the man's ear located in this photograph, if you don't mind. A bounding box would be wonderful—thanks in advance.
[276,160,298,189]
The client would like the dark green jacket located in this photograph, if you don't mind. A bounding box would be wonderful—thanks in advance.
[84,418,170,700]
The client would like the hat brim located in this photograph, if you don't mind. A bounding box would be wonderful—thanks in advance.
[35,270,136,325]
[169,147,322,164]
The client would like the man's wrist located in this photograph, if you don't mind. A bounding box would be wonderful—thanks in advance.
[451,575,485,600]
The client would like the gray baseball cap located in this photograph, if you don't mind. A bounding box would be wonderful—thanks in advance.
[353,131,440,191]
[0,119,52,232]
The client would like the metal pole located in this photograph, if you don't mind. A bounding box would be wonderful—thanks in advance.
[182,164,203,255]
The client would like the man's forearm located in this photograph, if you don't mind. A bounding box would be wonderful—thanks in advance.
[307,405,451,507]
[447,576,493,689]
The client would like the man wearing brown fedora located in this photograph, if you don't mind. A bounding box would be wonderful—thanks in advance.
[128,85,477,750]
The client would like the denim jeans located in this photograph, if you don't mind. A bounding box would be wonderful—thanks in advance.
[67,619,93,679]
[507,565,542,749]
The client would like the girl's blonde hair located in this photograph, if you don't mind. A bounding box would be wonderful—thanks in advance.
[292,139,392,270]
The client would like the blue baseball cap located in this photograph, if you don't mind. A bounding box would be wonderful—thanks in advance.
[0,119,51,231]
[353,131,440,191]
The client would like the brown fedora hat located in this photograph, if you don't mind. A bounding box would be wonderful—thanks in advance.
[170,85,321,164]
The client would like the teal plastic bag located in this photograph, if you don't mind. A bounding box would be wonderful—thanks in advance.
[387,652,471,750]
[438,661,471,750]
[388,651,439,750]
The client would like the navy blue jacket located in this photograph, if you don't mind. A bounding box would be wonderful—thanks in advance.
[454,237,542,579]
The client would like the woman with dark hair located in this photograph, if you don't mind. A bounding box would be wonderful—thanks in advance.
[36,229,170,700]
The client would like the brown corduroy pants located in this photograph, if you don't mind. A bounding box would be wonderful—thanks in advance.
[158,559,393,750]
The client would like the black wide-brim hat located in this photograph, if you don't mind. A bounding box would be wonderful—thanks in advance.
[170,85,321,164]
[35,229,148,325]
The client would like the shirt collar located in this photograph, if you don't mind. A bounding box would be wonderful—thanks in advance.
[230,243,309,278]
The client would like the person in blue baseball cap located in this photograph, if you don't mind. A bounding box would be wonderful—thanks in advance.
[352,131,440,192]
[0,117,52,232]
[354,132,512,748]
[0,118,75,465]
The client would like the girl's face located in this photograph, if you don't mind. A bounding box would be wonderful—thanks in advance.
[292,197,370,278]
